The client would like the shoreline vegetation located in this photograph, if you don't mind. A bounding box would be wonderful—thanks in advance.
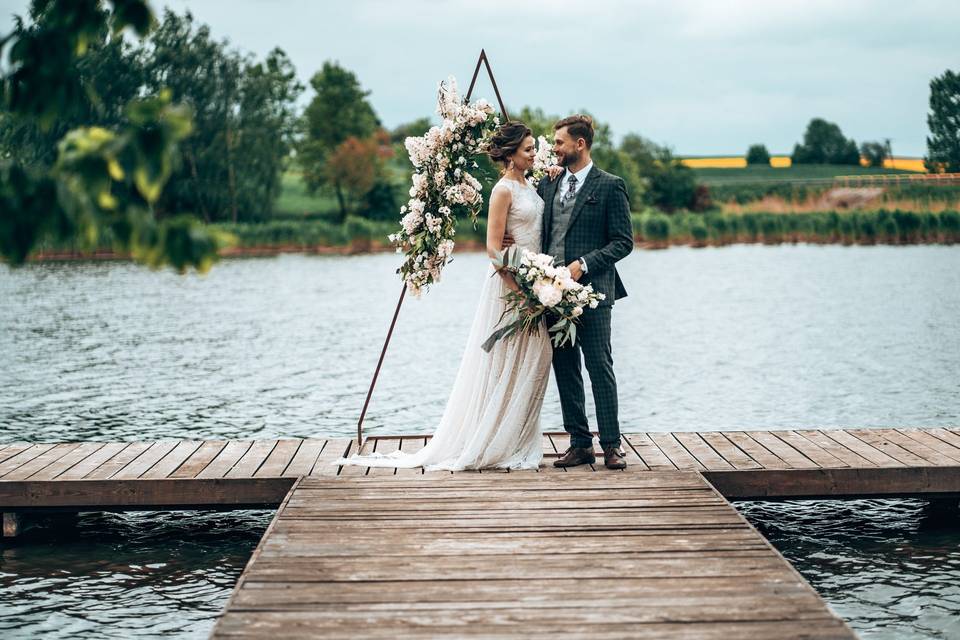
[21,208,959,263]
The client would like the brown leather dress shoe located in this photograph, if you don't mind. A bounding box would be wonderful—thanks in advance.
[553,446,596,467]
[603,446,627,470]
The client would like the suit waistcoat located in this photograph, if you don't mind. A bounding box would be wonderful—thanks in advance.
[547,185,577,265]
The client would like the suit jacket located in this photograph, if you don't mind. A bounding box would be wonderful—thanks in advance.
[538,165,633,306]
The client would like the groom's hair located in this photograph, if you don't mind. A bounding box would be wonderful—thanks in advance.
[554,114,594,149]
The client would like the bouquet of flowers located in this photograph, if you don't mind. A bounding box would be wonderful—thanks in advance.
[482,247,605,352]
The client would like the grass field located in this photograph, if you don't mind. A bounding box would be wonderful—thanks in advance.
[692,164,916,186]
[273,171,340,219]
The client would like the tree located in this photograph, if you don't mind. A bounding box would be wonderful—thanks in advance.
[324,129,394,221]
[140,12,302,223]
[618,134,700,212]
[791,118,860,165]
[0,0,230,271]
[390,117,431,145]
[298,61,380,220]
[860,141,888,168]
[746,144,771,165]
[925,69,960,173]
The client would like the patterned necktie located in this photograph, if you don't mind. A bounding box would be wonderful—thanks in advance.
[562,174,578,205]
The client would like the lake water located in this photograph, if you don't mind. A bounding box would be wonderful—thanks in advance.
[1,245,959,638]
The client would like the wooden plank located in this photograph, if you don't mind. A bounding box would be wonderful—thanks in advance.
[112,441,179,479]
[743,431,818,469]
[396,437,426,476]
[309,439,353,478]
[770,431,848,468]
[697,432,762,470]
[226,440,279,478]
[169,440,228,479]
[213,615,853,639]
[368,437,401,477]
[196,441,254,479]
[703,466,960,499]
[818,429,904,467]
[793,430,876,468]
[57,442,129,480]
[927,427,960,451]
[887,428,960,465]
[0,443,33,466]
[648,432,705,470]
[141,440,203,479]
[0,444,56,478]
[623,433,677,470]
[848,429,931,467]
[0,477,294,509]
[337,439,371,477]
[2,443,82,480]
[84,442,153,480]
[673,432,734,470]
[29,442,107,480]
[283,439,326,477]
[721,432,790,469]
[254,439,303,478]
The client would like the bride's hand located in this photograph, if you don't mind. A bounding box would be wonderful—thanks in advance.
[546,165,564,180]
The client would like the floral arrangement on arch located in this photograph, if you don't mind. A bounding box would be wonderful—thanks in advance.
[391,77,556,296]
[390,77,498,296]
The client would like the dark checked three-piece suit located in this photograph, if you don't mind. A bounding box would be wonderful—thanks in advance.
[537,165,634,451]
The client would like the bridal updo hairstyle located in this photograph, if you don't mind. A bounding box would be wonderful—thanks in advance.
[486,121,533,170]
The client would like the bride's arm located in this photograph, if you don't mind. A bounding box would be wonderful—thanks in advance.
[487,185,521,294]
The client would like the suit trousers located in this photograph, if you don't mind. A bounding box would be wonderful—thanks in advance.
[550,306,621,450]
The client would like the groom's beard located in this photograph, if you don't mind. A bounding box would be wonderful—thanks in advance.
[559,150,581,167]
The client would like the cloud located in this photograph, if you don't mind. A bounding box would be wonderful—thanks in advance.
[1,0,955,154]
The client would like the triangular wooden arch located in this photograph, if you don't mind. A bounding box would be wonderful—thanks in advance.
[355,50,510,445]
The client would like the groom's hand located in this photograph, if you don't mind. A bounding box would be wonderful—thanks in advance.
[567,260,583,281]
[502,232,515,248]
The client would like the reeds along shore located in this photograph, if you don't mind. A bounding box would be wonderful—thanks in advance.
[21,208,960,262]
[633,209,960,248]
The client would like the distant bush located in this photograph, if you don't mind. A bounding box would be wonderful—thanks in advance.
[792,118,860,165]
[746,144,771,165]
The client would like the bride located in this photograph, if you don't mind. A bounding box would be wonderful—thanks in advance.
[338,122,552,471]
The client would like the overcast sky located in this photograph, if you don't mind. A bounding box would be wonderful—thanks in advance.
[3,0,956,156]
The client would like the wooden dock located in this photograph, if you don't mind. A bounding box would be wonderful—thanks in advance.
[211,471,855,639]
[2,427,958,637]
[2,428,960,513]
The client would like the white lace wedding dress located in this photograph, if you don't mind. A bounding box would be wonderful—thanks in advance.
[338,177,552,471]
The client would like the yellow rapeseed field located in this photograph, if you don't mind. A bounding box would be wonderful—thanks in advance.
[680,156,926,172]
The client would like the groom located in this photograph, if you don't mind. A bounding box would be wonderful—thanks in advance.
[538,115,634,469]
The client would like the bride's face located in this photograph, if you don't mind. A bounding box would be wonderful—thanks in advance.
[509,136,536,171]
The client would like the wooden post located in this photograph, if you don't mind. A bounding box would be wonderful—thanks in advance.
[3,512,21,538]
[354,49,511,447]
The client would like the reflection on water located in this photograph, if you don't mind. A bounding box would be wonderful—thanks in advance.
[1,245,959,638]
[738,499,960,639]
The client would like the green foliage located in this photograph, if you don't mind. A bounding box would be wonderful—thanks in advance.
[297,61,381,221]
[745,144,771,165]
[0,1,234,270]
[925,69,960,173]
[791,118,860,165]
[632,209,960,246]
[860,140,888,168]
[142,11,302,223]
[389,117,431,144]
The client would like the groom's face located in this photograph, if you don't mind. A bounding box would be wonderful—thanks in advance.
[553,127,583,167]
